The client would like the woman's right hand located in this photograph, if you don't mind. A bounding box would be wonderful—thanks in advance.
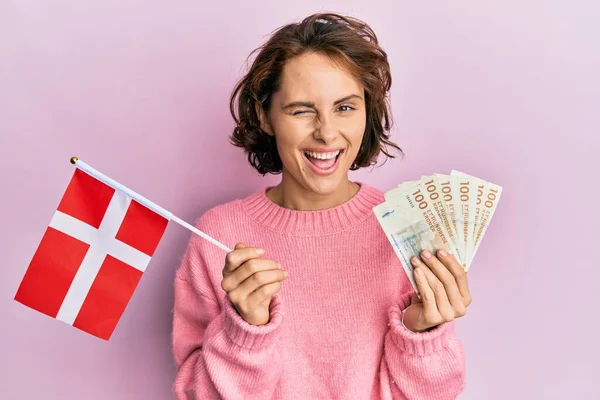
[221,242,288,326]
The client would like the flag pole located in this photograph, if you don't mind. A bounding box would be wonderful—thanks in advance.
[69,157,232,253]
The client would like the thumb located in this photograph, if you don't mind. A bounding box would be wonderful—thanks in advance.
[234,242,246,250]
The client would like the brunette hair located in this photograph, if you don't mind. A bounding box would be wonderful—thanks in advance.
[229,12,402,175]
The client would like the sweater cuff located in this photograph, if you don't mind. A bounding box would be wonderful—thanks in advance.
[223,292,284,350]
[388,302,457,356]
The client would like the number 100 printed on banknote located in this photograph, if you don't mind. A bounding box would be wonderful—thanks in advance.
[374,171,502,291]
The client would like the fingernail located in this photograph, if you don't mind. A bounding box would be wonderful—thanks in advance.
[256,248,265,255]
[438,249,448,257]
[277,263,282,269]
[411,257,422,265]
[422,250,432,259]
[283,270,289,277]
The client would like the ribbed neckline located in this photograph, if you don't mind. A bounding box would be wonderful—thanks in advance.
[240,182,384,236]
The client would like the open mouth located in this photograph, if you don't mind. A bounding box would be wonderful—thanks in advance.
[302,149,344,176]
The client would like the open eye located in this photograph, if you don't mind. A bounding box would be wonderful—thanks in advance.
[338,104,355,112]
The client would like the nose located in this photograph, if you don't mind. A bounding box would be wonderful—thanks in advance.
[313,115,338,144]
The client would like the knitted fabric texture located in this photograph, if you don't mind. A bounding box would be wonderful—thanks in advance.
[172,183,465,399]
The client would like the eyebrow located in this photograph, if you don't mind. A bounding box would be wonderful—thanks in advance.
[282,94,363,110]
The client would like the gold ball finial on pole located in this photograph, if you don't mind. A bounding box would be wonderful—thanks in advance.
[70,156,79,164]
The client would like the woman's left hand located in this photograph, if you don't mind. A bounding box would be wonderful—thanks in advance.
[402,249,472,333]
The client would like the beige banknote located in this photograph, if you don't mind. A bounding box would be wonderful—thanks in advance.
[419,175,465,266]
[433,174,463,249]
[450,171,477,268]
[465,179,503,266]
[382,181,418,203]
[385,182,457,260]
[432,173,467,268]
[376,171,502,279]
[451,170,502,269]
[373,201,448,292]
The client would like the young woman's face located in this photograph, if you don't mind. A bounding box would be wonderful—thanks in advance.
[260,52,367,196]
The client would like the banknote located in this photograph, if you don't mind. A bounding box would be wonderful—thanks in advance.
[459,173,487,260]
[419,174,465,266]
[450,173,477,268]
[374,201,448,292]
[452,171,484,261]
[450,170,502,270]
[433,174,464,261]
[374,171,502,287]
[384,182,457,260]
[382,181,418,203]
[451,171,503,267]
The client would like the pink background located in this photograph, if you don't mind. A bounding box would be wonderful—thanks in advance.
[1,1,598,399]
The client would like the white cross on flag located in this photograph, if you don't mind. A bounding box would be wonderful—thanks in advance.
[15,168,169,340]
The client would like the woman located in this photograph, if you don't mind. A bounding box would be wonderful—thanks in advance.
[172,13,470,400]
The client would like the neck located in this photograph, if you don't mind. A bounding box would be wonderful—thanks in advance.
[242,180,383,235]
[267,171,360,211]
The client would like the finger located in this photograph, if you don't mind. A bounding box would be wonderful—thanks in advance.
[231,269,288,301]
[414,255,455,321]
[223,242,265,275]
[421,250,465,314]
[411,262,438,319]
[410,291,421,304]
[247,281,283,309]
[437,249,471,307]
[221,258,281,293]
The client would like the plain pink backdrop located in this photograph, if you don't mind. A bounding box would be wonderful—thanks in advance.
[1,1,598,399]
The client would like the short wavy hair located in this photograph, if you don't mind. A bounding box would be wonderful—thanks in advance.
[229,12,402,175]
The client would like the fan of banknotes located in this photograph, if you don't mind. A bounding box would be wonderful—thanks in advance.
[373,170,502,290]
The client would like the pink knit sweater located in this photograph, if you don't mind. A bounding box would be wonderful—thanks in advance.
[172,183,466,399]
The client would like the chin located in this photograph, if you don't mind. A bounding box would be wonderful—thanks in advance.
[305,178,344,196]
[301,165,353,197]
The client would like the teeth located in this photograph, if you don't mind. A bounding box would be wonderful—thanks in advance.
[304,150,340,160]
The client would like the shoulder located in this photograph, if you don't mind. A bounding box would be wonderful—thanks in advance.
[359,182,385,201]
[196,199,243,231]
[354,182,385,216]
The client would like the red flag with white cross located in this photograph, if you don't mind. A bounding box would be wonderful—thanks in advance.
[14,168,169,340]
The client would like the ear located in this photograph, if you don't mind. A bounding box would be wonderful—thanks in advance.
[255,102,274,136]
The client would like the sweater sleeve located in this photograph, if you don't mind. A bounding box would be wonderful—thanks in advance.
[171,215,285,400]
[378,292,466,400]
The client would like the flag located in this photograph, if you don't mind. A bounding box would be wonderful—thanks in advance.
[15,167,169,340]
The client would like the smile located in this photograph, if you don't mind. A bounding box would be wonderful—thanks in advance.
[302,149,344,176]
